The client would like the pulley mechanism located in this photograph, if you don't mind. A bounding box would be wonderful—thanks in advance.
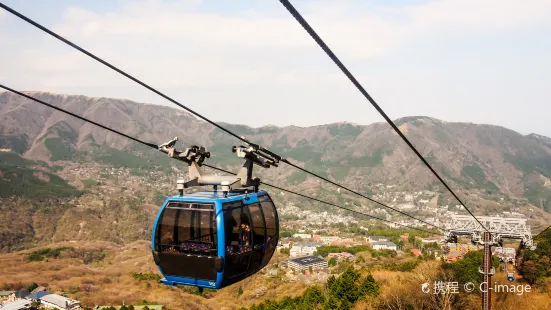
[157,137,278,195]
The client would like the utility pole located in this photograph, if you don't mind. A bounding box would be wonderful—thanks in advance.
[479,231,494,310]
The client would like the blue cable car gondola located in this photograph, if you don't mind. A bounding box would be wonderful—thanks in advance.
[151,138,280,289]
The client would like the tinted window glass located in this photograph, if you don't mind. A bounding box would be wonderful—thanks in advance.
[260,199,277,239]
[247,203,265,271]
[156,202,216,256]
[259,195,279,267]
[248,204,266,246]
[223,201,252,280]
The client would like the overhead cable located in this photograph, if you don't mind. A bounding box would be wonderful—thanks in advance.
[278,0,488,232]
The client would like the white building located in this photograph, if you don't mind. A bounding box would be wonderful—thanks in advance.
[290,242,322,257]
[292,233,312,239]
[372,241,398,251]
[288,256,328,271]
[366,236,389,243]
[40,294,81,310]
[1,299,31,310]
[27,292,80,310]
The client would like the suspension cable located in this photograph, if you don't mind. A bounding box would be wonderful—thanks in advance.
[278,0,488,232]
[0,84,441,235]
[0,3,444,230]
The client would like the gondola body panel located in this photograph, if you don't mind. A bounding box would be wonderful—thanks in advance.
[151,190,279,289]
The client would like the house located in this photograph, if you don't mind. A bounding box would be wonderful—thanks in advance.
[0,291,15,303]
[372,241,398,251]
[366,236,389,243]
[27,292,81,310]
[410,248,422,257]
[445,251,465,262]
[288,256,328,272]
[0,290,28,304]
[1,299,31,310]
[290,242,322,257]
[327,252,355,261]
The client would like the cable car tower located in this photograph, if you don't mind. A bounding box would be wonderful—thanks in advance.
[445,215,536,310]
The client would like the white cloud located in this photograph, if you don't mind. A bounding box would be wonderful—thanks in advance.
[1,0,551,135]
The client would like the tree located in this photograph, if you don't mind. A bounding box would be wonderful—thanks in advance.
[329,257,337,267]
[396,240,405,250]
[522,261,543,284]
[237,286,243,296]
[280,248,290,255]
[309,266,313,274]
[359,274,380,297]
[408,234,415,244]
[30,301,41,310]
[301,286,324,305]
[27,282,38,292]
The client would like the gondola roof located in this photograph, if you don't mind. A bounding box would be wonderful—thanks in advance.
[165,190,268,201]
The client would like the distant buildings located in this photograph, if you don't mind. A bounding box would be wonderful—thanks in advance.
[27,292,81,310]
[445,251,465,262]
[317,236,340,245]
[288,256,328,272]
[372,241,398,251]
[398,203,415,210]
[290,242,323,257]
[0,291,28,304]
[0,299,31,310]
[292,233,312,239]
[366,236,389,243]
[0,291,15,303]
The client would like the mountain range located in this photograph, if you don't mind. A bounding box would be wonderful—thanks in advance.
[1,91,551,250]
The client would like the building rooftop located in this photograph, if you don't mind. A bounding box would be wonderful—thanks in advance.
[447,251,465,258]
[26,291,50,300]
[373,241,397,246]
[289,256,326,266]
[1,299,31,310]
[40,293,80,308]
[166,190,269,201]
[292,242,322,247]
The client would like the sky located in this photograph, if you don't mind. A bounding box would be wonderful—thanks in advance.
[1,0,550,136]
